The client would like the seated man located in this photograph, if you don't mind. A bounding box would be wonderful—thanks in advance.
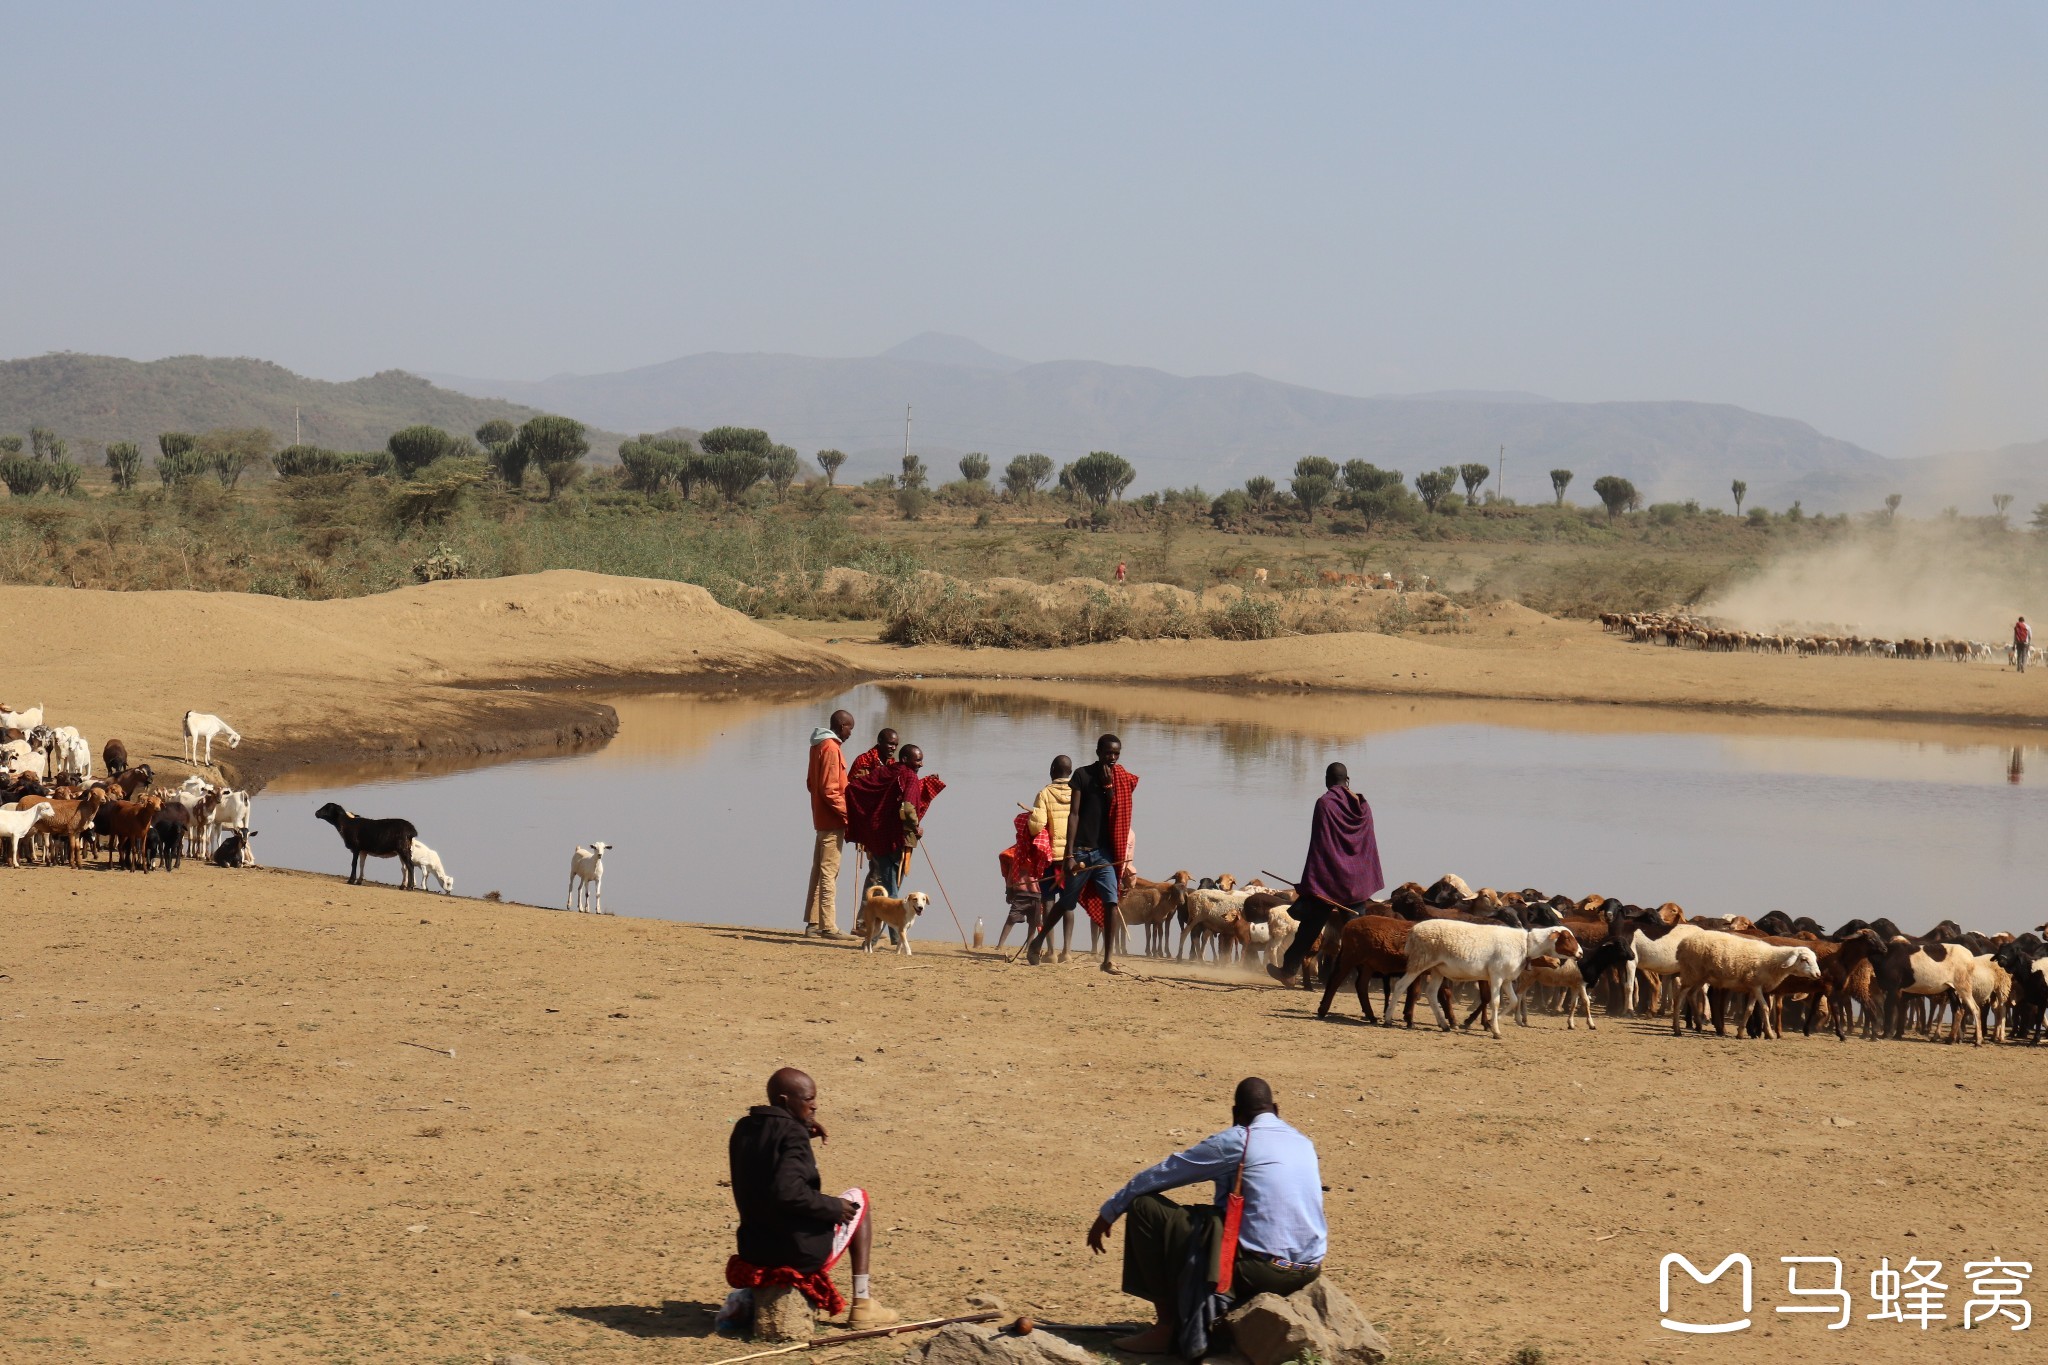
[726,1067,898,1328]
[1087,1077,1325,1357]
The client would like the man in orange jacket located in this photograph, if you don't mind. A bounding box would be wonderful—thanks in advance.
[804,709,856,937]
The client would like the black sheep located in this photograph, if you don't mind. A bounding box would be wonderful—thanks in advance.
[314,802,418,888]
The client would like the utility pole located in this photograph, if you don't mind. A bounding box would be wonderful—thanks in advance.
[903,404,912,470]
[1497,444,1504,504]
[295,407,301,446]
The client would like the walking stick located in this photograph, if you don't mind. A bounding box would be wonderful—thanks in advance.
[918,843,973,949]
[705,1310,1001,1365]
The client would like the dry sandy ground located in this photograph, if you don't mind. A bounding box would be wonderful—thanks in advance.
[783,600,2048,730]
[7,866,2047,1365]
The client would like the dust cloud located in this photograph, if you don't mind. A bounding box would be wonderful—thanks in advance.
[1700,523,2048,641]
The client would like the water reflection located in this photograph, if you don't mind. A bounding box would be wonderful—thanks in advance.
[252,682,2048,936]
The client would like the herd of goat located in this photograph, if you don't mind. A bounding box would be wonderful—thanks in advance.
[0,705,258,871]
[1601,610,2020,662]
[1087,871,2048,1046]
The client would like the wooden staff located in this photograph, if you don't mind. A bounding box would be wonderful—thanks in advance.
[705,1309,1000,1365]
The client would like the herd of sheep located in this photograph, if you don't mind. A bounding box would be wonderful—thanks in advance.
[1602,610,2016,662]
[1101,872,2042,1047]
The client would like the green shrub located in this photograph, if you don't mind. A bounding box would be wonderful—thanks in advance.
[1207,595,1281,640]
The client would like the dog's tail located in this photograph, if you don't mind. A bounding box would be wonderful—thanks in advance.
[866,883,888,900]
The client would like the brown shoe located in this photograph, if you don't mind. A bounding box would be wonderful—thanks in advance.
[847,1298,900,1329]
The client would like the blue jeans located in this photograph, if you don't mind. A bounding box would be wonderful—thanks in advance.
[1055,847,1120,914]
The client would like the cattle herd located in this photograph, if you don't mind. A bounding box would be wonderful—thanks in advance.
[0,704,259,871]
[1096,871,2047,1047]
[1601,610,2013,662]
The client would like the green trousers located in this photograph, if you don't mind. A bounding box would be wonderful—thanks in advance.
[1121,1193,1320,1313]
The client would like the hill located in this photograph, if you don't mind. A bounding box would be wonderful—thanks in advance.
[0,353,621,459]
[425,339,1892,508]
[1774,436,2048,520]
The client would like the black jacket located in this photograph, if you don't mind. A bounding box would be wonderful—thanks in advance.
[729,1105,846,1271]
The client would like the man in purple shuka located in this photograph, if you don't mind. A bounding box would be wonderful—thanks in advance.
[1268,761,1383,985]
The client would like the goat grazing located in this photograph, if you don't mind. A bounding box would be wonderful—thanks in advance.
[183,711,242,766]
[314,802,418,887]
[568,842,610,913]
[409,839,454,893]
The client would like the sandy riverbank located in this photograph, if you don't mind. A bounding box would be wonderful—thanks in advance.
[7,866,2040,1364]
[8,571,854,789]
[784,601,2048,731]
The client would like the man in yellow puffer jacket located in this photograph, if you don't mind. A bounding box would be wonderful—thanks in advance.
[1025,755,1074,959]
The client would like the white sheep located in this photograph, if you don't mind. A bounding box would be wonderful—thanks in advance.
[0,802,54,867]
[1670,932,1821,1040]
[568,842,610,913]
[1388,921,1582,1039]
[183,711,241,766]
[210,789,252,853]
[1625,921,1707,1015]
[0,739,43,779]
[410,839,455,894]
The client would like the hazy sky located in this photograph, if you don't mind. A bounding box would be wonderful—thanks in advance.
[6,3,2045,454]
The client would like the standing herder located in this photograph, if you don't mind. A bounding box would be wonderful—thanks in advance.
[1025,733,1137,973]
[2017,616,2032,674]
[849,728,898,783]
[1022,755,1075,959]
[1086,1077,1325,1357]
[846,744,946,900]
[803,709,855,938]
[1269,761,1384,985]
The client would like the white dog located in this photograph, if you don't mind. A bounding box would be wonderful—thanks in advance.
[859,885,929,956]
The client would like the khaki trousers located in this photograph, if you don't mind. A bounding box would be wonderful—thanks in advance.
[804,828,844,932]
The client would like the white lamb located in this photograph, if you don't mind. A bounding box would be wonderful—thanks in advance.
[0,802,54,867]
[183,711,242,765]
[51,726,91,778]
[1388,921,1582,1039]
[1670,932,1821,1040]
[568,842,610,913]
[410,840,455,894]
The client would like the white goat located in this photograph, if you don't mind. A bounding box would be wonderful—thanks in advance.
[1180,886,1253,960]
[408,839,454,894]
[1625,921,1707,1015]
[210,789,252,853]
[568,842,610,913]
[0,703,44,732]
[1388,921,1583,1039]
[50,726,90,778]
[1670,932,1821,1040]
[183,711,242,765]
[0,739,43,779]
[0,802,54,867]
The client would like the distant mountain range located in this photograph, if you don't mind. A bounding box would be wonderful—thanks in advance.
[0,353,620,460]
[6,342,2043,513]
[422,333,1911,509]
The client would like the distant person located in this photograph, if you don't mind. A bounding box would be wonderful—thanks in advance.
[1115,561,1128,585]
[802,710,855,938]
[1085,1077,1324,1357]
[1009,755,1075,957]
[1026,734,1137,972]
[1270,761,1384,985]
[726,1067,897,1328]
[2017,616,2032,674]
[849,727,899,782]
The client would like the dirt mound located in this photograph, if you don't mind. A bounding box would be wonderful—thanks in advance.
[6,570,850,785]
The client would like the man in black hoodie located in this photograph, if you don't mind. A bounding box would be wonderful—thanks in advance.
[727,1067,898,1327]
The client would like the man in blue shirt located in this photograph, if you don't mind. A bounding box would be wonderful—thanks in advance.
[1088,1077,1326,1355]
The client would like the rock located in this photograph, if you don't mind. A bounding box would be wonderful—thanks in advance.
[908,1322,1096,1365]
[1224,1279,1389,1365]
[753,1285,816,1343]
